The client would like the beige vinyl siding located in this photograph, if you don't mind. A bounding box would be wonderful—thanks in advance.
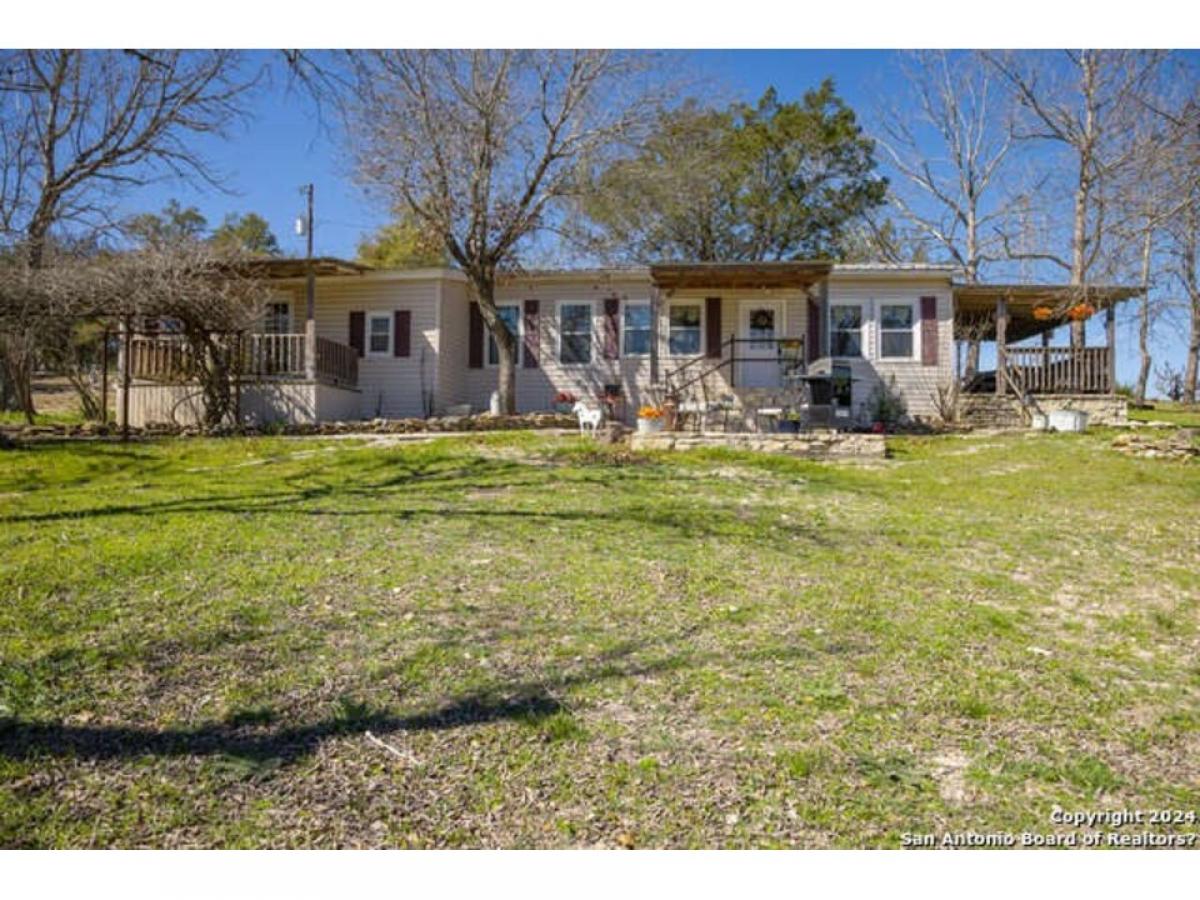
[280,274,444,419]
[453,275,656,416]
[441,277,813,419]
[816,275,954,419]
[435,279,471,414]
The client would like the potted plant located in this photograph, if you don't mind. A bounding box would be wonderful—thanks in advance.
[777,410,803,434]
[636,405,665,434]
[553,391,578,414]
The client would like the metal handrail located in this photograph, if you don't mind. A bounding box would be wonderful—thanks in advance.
[665,335,806,397]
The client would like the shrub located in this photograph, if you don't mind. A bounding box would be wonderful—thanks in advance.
[866,374,907,429]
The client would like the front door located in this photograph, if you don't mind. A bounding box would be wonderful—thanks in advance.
[738,300,784,388]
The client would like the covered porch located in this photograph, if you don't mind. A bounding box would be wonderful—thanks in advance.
[953,284,1140,398]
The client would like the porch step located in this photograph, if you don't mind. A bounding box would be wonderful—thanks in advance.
[957,395,1027,429]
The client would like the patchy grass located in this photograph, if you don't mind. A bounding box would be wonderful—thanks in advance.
[1129,401,1200,428]
[0,430,1197,848]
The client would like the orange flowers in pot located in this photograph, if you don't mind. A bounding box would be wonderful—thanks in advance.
[1032,305,1055,321]
[1066,302,1096,321]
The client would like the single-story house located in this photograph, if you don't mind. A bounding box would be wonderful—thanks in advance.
[116,260,1139,429]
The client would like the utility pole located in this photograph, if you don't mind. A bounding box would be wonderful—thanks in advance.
[302,183,317,382]
[304,183,315,321]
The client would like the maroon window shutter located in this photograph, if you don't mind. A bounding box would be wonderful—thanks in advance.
[348,311,365,358]
[920,296,938,366]
[468,302,483,369]
[806,298,821,362]
[523,299,540,368]
[603,296,620,360]
[393,310,411,358]
[705,296,722,358]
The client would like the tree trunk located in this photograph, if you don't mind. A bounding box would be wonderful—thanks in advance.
[1134,229,1154,406]
[1185,303,1200,405]
[471,276,517,415]
[964,340,981,380]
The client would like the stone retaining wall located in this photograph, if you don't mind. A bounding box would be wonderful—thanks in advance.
[1028,394,1128,426]
[630,429,886,459]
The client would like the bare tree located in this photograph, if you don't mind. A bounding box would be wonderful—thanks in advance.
[0,242,271,428]
[876,50,1017,378]
[0,49,255,421]
[345,50,659,414]
[985,50,1167,346]
[1164,179,1200,402]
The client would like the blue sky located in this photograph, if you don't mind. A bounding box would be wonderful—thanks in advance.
[117,50,1195,390]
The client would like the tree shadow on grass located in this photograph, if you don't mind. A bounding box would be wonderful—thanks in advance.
[0,626,713,766]
[0,455,843,552]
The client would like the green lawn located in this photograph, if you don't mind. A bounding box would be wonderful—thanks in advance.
[1,431,1198,848]
[1129,401,1200,428]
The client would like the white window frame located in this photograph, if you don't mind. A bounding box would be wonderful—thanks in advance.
[877,300,918,361]
[557,299,596,367]
[486,303,523,368]
[262,298,292,335]
[621,300,652,358]
[667,300,704,358]
[828,302,864,359]
[366,311,393,357]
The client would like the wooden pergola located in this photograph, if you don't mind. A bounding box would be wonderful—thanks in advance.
[646,262,832,383]
[952,283,1141,396]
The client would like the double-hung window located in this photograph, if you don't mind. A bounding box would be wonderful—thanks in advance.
[559,302,593,364]
[367,312,392,355]
[830,304,863,357]
[623,302,652,356]
[487,304,521,366]
[668,303,701,355]
[879,303,915,359]
[263,301,291,334]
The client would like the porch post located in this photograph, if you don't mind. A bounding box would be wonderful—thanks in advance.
[995,295,1008,397]
[649,285,661,385]
[1042,328,1050,389]
[304,317,317,382]
[1105,301,1116,393]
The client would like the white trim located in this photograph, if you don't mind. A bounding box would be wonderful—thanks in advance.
[486,303,523,368]
[737,298,786,387]
[827,300,865,360]
[621,300,652,357]
[877,299,920,361]
[263,297,292,335]
[556,298,596,367]
[666,298,704,358]
[365,310,393,357]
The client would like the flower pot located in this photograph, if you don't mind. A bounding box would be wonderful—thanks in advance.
[637,417,665,434]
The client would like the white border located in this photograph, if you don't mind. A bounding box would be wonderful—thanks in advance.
[365,310,393,356]
[555,298,596,367]
[621,299,652,358]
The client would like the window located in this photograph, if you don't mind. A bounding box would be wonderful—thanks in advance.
[487,304,521,366]
[367,312,392,355]
[623,302,651,356]
[263,301,291,334]
[559,302,593,364]
[668,303,701,355]
[830,304,862,357]
[879,303,915,358]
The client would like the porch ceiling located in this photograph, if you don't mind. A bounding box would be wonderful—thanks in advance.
[650,261,832,291]
[953,283,1141,342]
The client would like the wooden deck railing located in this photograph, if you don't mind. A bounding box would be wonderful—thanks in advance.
[1006,346,1112,394]
[314,335,358,388]
[129,332,358,388]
